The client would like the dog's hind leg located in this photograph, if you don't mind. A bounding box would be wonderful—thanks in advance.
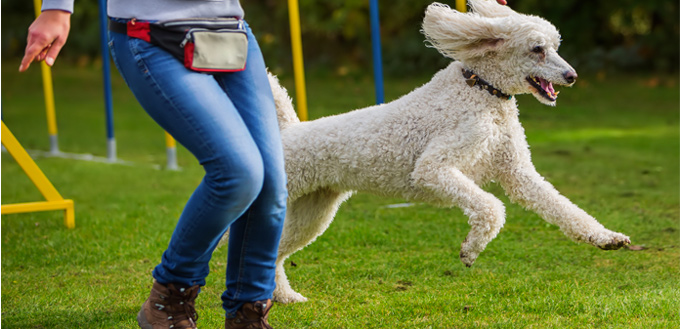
[273,188,353,304]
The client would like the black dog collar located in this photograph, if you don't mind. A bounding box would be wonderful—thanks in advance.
[462,69,512,100]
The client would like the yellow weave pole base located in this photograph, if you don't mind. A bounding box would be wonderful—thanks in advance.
[1,121,75,228]
[164,131,179,170]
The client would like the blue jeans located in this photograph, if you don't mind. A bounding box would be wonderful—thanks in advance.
[108,20,287,316]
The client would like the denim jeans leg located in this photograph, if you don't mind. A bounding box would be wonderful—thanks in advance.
[107,23,285,296]
[214,23,288,317]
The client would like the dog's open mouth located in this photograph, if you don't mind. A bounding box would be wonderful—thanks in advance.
[526,76,559,102]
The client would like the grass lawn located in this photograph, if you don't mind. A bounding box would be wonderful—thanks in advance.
[1,61,678,328]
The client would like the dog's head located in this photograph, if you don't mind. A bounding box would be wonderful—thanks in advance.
[422,0,577,106]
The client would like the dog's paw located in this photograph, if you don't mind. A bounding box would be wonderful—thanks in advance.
[460,234,487,267]
[595,231,631,250]
[459,249,479,267]
[273,290,308,304]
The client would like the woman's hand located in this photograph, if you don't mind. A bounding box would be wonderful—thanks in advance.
[19,10,71,72]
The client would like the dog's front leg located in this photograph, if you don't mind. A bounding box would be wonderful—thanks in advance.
[497,150,630,250]
[412,159,506,267]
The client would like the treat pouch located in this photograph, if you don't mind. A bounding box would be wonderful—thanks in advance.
[182,28,248,72]
[148,18,248,73]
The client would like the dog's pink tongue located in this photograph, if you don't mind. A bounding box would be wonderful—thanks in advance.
[540,78,555,94]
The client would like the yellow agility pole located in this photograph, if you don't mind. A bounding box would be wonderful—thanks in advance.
[1,121,75,228]
[165,132,179,170]
[33,0,60,154]
[455,0,467,12]
[287,0,309,121]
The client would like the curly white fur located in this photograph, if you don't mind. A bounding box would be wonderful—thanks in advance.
[266,0,630,303]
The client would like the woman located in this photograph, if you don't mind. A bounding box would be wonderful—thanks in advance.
[22,1,287,328]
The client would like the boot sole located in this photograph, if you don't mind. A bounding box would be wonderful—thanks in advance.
[137,307,153,329]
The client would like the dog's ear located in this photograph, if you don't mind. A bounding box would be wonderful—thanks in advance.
[422,3,509,61]
[468,0,517,18]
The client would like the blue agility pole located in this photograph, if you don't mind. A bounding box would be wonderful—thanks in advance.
[369,0,385,104]
[98,0,116,162]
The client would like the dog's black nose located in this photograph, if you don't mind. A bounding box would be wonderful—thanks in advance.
[563,71,578,84]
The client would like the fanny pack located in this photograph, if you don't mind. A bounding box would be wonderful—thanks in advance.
[109,18,248,73]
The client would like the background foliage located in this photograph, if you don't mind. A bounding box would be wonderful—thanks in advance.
[1,0,678,76]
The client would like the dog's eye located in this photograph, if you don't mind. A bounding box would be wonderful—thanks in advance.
[532,46,544,54]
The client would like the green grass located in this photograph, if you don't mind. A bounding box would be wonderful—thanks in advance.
[2,61,679,328]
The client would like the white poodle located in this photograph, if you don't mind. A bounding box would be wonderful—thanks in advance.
[266,0,631,303]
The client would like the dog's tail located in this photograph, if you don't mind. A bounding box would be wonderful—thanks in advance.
[268,72,300,131]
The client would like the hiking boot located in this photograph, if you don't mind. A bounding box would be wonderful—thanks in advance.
[224,300,273,329]
[137,280,200,329]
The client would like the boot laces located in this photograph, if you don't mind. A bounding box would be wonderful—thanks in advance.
[157,286,199,329]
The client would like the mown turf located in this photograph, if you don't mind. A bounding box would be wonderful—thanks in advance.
[1,62,678,328]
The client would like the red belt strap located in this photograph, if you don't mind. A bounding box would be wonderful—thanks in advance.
[126,20,151,42]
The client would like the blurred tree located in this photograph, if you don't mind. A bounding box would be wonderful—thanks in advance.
[245,0,680,76]
[2,0,102,64]
[1,0,677,75]
[510,0,679,73]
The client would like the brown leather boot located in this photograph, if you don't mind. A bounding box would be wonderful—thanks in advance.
[137,280,200,329]
[224,300,274,329]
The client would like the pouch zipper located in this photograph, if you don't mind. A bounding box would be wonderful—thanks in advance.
[160,17,242,29]
[180,24,246,48]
